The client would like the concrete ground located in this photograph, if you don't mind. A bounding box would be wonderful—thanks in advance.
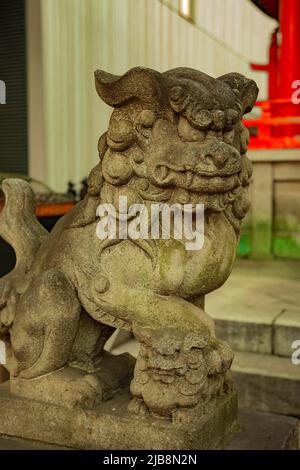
[206,258,300,320]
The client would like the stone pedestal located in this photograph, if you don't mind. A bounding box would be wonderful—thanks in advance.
[0,383,237,450]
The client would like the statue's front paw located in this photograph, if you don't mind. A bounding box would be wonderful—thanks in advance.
[204,339,234,376]
[10,367,104,409]
[127,397,149,416]
[203,339,234,398]
[133,322,210,357]
[63,374,103,408]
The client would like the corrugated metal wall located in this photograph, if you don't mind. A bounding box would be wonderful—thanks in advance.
[0,0,27,174]
[39,0,277,191]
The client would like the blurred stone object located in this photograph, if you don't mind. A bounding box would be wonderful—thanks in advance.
[0,67,258,449]
[79,177,88,200]
[67,181,77,201]
[0,173,76,206]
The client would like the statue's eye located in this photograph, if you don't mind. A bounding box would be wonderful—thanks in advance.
[137,110,156,139]
[178,116,205,142]
[138,110,156,128]
[107,119,134,151]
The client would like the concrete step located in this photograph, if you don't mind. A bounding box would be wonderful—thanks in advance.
[209,308,300,358]
[227,408,299,450]
[206,273,300,357]
[232,351,300,417]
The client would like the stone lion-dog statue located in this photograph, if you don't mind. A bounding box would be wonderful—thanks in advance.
[0,66,257,424]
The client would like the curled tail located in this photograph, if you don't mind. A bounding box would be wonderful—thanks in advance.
[0,178,48,274]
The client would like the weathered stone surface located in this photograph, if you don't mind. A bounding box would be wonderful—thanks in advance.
[0,406,298,450]
[232,351,300,417]
[0,66,258,446]
[0,384,237,450]
[273,309,300,357]
[0,435,66,450]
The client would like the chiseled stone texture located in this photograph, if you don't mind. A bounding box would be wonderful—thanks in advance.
[232,351,300,417]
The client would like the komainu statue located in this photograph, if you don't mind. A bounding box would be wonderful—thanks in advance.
[0,67,257,439]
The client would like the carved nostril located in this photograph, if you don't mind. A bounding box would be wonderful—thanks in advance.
[212,152,229,169]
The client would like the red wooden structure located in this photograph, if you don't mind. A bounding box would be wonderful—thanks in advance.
[245,0,300,149]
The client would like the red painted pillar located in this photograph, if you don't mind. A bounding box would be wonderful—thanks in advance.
[268,29,279,99]
[277,0,300,119]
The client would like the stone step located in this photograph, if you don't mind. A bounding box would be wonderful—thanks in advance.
[232,351,300,417]
[227,408,299,450]
[209,308,300,358]
[205,273,300,357]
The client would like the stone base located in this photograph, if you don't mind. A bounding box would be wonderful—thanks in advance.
[0,383,237,450]
[0,404,298,450]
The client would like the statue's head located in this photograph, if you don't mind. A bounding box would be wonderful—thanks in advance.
[93,67,258,233]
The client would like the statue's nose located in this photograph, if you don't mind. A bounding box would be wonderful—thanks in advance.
[201,144,239,170]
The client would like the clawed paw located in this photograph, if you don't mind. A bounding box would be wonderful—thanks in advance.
[204,339,234,376]
[127,397,149,416]
[63,374,103,408]
[133,323,210,357]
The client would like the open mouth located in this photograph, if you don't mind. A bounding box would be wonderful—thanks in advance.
[153,164,242,193]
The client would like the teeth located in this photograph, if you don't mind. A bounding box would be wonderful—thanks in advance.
[227,191,236,202]
[186,170,194,186]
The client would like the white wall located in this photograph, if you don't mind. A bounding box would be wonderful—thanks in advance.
[34,0,277,191]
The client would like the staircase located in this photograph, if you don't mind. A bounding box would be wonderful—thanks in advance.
[206,259,300,417]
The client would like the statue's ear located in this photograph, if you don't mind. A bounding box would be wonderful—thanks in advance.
[217,73,259,115]
[94,67,166,113]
